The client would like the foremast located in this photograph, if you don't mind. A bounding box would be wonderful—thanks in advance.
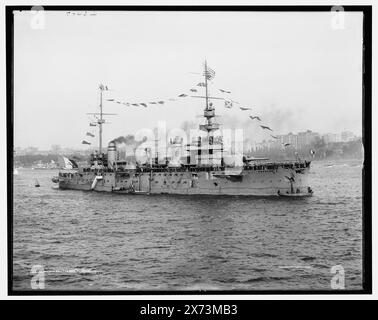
[86,84,116,159]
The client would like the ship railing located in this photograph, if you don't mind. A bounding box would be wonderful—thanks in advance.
[243,160,310,171]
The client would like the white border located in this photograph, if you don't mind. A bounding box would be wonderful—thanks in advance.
[1,0,376,300]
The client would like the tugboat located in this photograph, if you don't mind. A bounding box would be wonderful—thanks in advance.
[54,62,313,197]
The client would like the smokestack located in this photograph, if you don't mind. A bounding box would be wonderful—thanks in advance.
[107,141,117,169]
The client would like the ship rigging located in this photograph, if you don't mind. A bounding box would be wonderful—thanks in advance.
[55,62,313,197]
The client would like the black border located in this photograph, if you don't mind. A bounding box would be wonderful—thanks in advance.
[6,5,372,296]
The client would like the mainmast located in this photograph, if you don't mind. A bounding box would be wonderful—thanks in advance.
[205,60,209,110]
[199,61,220,166]
[199,61,219,132]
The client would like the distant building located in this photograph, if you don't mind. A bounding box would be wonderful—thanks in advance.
[250,129,359,154]
[297,130,320,148]
[340,131,356,142]
[276,130,319,149]
[277,132,298,149]
[252,140,274,151]
[323,133,341,143]
[322,132,356,143]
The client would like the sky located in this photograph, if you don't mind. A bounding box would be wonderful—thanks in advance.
[13,10,363,150]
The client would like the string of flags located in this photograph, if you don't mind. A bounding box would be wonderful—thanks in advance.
[99,65,220,109]
[260,125,273,132]
[83,69,283,149]
[81,114,98,145]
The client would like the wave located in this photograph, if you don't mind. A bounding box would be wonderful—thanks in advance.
[243,276,290,283]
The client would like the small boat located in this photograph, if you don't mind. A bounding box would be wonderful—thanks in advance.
[278,179,313,197]
[279,192,313,198]
[34,179,40,187]
[112,186,149,195]
[278,187,313,198]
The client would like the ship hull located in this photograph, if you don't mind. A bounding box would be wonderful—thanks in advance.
[58,162,312,196]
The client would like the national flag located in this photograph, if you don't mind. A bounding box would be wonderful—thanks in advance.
[190,89,197,92]
[178,94,187,97]
[140,103,147,107]
[149,102,157,104]
[82,140,91,145]
[69,158,79,168]
[89,122,97,127]
[197,82,206,87]
[158,101,165,104]
[58,156,79,169]
[203,66,215,80]
[132,103,139,106]
[219,89,231,94]
[86,132,95,137]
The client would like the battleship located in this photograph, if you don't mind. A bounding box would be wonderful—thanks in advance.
[54,63,313,197]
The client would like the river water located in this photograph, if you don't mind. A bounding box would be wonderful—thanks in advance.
[12,159,363,291]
